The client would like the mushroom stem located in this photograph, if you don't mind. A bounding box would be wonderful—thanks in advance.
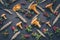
[49,7,54,13]
[4,16,7,19]
[1,14,7,20]
[33,6,40,14]
[19,25,23,29]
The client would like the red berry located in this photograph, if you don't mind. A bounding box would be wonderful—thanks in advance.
[54,11,58,16]
[24,34,30,38]
[42,28,47,33]
[11,26,16,31]
[53,26,58,31]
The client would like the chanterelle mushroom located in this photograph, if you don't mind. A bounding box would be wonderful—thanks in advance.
[13,3,21,12]
[16,22,23,29]
[31,17,41,28]
[45,21,51,27]
[45,3,54,13]
[1,14,7,19]
[28,1,40,14]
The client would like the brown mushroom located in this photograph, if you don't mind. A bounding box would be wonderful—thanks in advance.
[16,22,23,29]
[45,3,54,13]
[13,3,21,12]
[45,21,51,27]
[28,1,40,14]
[1,14,7,19]
[31,17,41,28]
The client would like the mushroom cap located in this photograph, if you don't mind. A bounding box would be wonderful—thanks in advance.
[1,14,6,17]
[16,22,22,26]
[13,3,21,11]
[28,3,37,10]
[45,3,53,8]
[28,1,34,9]
[31,17,37,24]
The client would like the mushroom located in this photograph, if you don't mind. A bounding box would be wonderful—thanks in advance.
[16,22,23,29]
[31,17,41,28]
[28,1,40,14]
[45,21,51,27]
[13,3,21,12]
[45,3,54,13]
[1,14,7,19]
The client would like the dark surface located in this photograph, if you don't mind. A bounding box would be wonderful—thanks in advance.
[0,0,60,40]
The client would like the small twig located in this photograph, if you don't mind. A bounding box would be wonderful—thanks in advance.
[0,0,4,5]
[0,21,12,31]
[52,13,60,25]
[28,1,34,9]
[37,29,46,37]
[11,31,20,40]
[37,5,45,12]
[40,0,46,3]
[54,4,60,13]
[3,9,13,15]
[16,12,27,23]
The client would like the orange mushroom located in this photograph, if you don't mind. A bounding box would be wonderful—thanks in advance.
[13,3,21,12]
[16,22,23,29]
[45,3,54,13]
[28,1,40,14]
[31,17,41,28]
[45,21,51,27]
[1,14,7,19]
